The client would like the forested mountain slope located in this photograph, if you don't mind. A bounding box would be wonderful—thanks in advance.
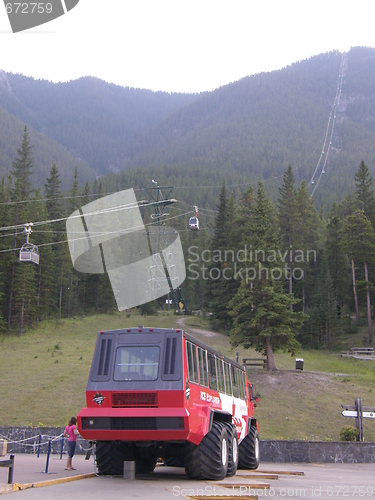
[2,47,375,207]
[0,72,196,186]
[121,47,375,208]
[0,101,95,188]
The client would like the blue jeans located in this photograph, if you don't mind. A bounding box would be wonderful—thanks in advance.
[68,441,76,458]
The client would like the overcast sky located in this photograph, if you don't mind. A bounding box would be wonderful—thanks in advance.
[1,0,375,93]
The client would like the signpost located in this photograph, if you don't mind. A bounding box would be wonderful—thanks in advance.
[341,410,375,419]
[341,399,375,441]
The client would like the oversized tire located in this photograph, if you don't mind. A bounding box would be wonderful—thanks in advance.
[238,426,260,470]
[185,421,229,480]
[223,422,239,477]
[95,441,133,476]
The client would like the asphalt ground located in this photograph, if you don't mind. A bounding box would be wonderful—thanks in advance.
[1,455,374,499]
[0,453,96,493]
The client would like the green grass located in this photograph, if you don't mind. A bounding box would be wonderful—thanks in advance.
[1,310,374,442]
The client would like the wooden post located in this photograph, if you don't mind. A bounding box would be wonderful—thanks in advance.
[355,398,364,441]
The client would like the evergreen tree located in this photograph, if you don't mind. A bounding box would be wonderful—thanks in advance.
[8,127,37,332]
[206,182,237,330]
[340,209,375,344]
[301,254,336,348]
[11,126,34,202]
[229,181,303,370]
[278,165,298,298]
[229,279,303,370]
[33,191,57,322]
[59,167,80,319]
[354,160,375,225]
[331,195,360,320]
[68,166,80,214]
[294,181,320,313]
[325,215,351,315]
[45,163,64,235]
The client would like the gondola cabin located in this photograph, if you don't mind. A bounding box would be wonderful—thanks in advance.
[19,243,39,265]
[188,216,199,230]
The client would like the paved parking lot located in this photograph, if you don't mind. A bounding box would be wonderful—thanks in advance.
[1,455,374,499]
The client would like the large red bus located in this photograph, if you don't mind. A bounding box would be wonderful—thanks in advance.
[78,327,260,480]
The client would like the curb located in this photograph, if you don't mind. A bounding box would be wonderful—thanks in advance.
[11,472,95,492]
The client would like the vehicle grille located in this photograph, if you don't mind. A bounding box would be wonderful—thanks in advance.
[112,392,157,408]
[81,416,185,431]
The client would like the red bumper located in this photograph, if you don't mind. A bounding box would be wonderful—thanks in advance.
[77,407,189,442]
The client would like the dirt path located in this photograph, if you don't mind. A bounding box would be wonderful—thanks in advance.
[176,316,217,337]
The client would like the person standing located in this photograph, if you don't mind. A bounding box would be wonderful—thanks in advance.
[64,416,79,470]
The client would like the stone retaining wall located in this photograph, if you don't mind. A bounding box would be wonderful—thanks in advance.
[1,428,374,462]
[260,440,375,463]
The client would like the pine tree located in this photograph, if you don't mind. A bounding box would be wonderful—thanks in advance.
[229,270,303,370]
[326,215,350,315]
[68,166,80,214]
[11,126,33,202]
[229,181,303,370]
[206,182,238,330]
[278,165,298,298]
[8,127,37,332]
[340,209,375,344]
[45,163,64,235]
[331,194,360,320]
[302,254,336,348]
[294,181,320,313]
[65,166,86,317]
[354,160,375,225]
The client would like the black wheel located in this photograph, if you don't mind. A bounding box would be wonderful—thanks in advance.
[95,441,134,476]
[238,426,260,470]
[223,422,239,477]
[185,421,229,480]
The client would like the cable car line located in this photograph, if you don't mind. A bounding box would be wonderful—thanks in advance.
[310,52,346,197]
[0,208,194,255]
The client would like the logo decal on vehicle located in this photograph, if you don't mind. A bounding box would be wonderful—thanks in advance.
[93,392,105,406]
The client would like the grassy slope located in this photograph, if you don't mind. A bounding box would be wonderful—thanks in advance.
[1,311,374,441]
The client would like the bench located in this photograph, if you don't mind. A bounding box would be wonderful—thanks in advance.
[242,357,267,369]
[0,455,14,484]
[350,347,374,355]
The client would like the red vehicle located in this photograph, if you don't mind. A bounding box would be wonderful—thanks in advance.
[78,327,260,480]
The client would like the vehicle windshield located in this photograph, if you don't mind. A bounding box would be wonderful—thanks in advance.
[114,346,160,381]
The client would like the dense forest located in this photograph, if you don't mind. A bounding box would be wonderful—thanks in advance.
[2,47,375,364]
[2,47,375,209]
[1,127,374,369]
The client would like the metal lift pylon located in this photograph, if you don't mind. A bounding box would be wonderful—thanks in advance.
[144,181,187,313]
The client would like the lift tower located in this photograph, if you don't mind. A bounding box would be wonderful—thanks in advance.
[145,181,187,313]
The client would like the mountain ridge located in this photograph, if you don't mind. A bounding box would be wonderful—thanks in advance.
[1,47,375,206]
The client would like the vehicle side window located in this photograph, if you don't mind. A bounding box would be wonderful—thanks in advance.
[186,341,199,384]
[207,352,218,390]
[216,357,225,393]
[224,361,232,395]
[198,347,208,387]
[231,365,240,398]
[239,370,246,400]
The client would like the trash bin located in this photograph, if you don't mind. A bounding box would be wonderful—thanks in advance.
[295,358,304,370]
